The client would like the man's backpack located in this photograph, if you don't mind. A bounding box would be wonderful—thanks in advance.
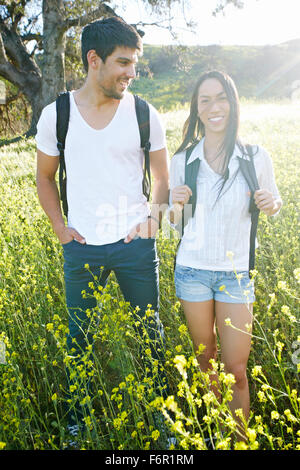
[56,91,151,218]
[175,142,260,275]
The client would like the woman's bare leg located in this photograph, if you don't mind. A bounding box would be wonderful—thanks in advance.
[179,299,220,396]
[215,301,253,437]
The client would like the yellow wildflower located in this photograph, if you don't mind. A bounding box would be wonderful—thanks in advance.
[152,430,160,441]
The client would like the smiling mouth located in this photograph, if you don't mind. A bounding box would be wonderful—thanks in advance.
[208,116,224,122]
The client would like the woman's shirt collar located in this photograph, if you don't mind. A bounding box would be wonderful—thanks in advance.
[186,137,247,177]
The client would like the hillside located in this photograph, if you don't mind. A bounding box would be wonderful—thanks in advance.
[131,39,300,110]
[1,39,299,137]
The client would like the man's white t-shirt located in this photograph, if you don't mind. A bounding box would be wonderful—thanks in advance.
[36,91,166,245]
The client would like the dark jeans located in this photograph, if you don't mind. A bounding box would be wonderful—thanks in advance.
[62,237,168,426]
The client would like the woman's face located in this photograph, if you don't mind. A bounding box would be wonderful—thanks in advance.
[197,78,231,137]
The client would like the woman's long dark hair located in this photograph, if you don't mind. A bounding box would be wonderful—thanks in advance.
[175,70,240,181]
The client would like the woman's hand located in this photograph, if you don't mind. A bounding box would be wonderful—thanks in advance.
[254,189,281,216]
[167,185,192,225]
[172,185,192,206]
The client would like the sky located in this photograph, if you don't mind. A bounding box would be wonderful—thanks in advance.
[118,0,300,46]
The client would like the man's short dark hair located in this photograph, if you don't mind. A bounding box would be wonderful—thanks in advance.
[81,16,143,72]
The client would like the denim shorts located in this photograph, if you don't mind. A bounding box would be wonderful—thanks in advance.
[174,264,255,304]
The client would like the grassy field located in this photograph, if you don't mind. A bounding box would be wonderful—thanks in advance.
[0,100,299,450]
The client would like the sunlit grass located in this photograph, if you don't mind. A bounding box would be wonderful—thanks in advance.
[0,100,299,450]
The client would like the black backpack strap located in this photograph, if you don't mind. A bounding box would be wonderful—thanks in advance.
[239,144,260,213]
[184,143,201,225]
[56,91,70,218]
[237,144,260,275]
[134,94,151,201]
[174,142,200,269]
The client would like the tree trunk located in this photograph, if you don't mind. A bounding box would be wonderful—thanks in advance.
[22,0,66,136]
[0,0,118,142]
[3,0,67,138]
[41,0,66,108]
[0,18,42,139]
[24,85,44,137]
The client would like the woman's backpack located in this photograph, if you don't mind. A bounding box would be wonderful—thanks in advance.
[175,143,260,275]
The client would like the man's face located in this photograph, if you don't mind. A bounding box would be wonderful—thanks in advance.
[96,46,138,99]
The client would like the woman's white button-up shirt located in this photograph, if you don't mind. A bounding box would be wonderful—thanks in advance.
[169,138,281,271]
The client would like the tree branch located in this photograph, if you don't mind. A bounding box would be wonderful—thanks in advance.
[3,0,30,31]
[213,0,245,16]
[0,29,40,93]
[0,31,7,65]
[21,32,43,43]
[0,31,26,88]
[0,17,40,79]
[62,2,118,31]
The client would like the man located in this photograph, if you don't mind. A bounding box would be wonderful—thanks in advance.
[36,17,170,444]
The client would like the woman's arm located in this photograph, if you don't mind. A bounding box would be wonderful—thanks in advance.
[165,152,192,226]
[255,146,283,216]
[168,186,193,224]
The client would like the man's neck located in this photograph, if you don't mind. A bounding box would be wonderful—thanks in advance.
[73,81,119,109]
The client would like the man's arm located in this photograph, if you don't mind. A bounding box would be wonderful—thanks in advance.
[149,147,169,222]
[36,149,85,244]
[124,147,169,242]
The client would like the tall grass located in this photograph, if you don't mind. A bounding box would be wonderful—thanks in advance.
[0,101,299,450]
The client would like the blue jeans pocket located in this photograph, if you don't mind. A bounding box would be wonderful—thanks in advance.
[62,240,74,249]
[175,264,195,281]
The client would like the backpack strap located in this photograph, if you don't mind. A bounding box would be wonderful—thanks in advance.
[184,144,201,220]
[56,92,151,218]
[174,142,200,269]
[237,144,260,275]
[56,91,70,218]
[238,144,260,213]
[134,94,151,201]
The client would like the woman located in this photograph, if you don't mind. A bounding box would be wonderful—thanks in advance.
[167,70,282,435]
